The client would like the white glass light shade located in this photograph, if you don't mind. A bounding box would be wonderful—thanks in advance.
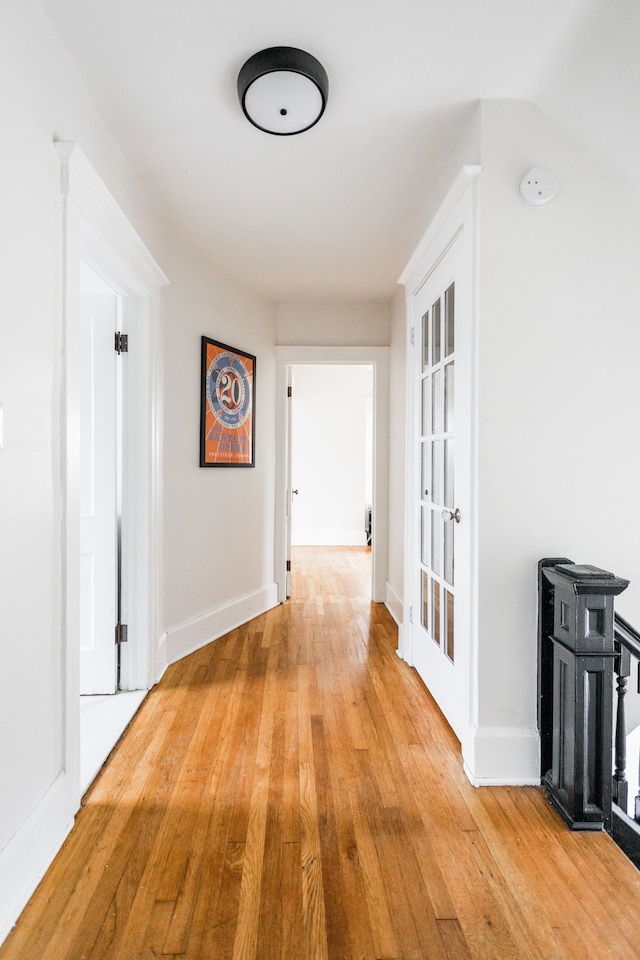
[244,71,323,135]
[238,47,328,136]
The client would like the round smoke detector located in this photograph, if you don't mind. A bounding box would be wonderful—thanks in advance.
[519,167,560,207]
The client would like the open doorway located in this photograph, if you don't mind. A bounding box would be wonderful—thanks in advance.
[290,364,373,549]
[78,263,145,791]
[275,346,390,605]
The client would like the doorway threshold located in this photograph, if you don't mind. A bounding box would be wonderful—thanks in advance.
[80,690,147,793]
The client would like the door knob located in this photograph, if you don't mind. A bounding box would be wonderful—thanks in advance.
[441,507,461,523]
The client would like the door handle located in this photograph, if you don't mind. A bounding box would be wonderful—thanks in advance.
[441,507,461,523]
[292,489,299,496]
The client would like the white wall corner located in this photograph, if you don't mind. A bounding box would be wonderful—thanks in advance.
[385,581,403,629]
[462,725,541,786]
[155,631,169,683]
[0,775,75,947]
[166,584,279,665]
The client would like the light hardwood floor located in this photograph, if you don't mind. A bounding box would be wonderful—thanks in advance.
[3,545,640,959]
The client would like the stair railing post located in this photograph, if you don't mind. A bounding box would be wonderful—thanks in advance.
[541,562,629,832]
[613,645,631,813]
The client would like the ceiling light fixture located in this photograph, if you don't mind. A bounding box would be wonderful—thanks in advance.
[237,46,328,136]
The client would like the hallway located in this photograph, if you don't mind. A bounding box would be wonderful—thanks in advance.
[3,546,640,959]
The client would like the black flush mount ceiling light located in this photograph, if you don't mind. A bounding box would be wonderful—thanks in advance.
[237,46,328,136]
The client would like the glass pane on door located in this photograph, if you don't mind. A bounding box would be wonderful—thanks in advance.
[432,370,443,433]
[433,580,441,646]
[432,300,441,365]
[444,439,454,508]
[422,376,430,436]
[421,506,430,566]
[421,571,429,631]
[444,522,454,586]
[444,590,454,662]
[416,282,456,669]
[431,440,443,504]
[422,311,430,371]
[421,442,431,501]
[445,362,454,432]
[445,283,455,357]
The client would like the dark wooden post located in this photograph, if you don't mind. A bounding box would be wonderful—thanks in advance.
[538,558,573,780]
[542,563,629,831]
[613,645,631,812]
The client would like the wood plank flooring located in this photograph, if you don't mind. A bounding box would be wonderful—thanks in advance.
[3,545,640,959]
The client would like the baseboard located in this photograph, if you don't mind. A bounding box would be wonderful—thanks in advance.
[385,581,403,627]
[0,773,76,948]
[292,531,367,546]
[156,631,168,683]
[166,583,280,664]
[462,725,541,786]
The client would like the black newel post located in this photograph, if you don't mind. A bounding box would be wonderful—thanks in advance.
[540,562,629,831]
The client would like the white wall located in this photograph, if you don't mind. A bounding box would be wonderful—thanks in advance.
[0,1,281,941]
[291,365,372,546]
[395,98,640,783]
[277,302,390,346]
[0,0,165,941]
[469,99,640,780]
[161,237,278,662]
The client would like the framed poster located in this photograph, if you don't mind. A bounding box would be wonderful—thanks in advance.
[200,336,256,467]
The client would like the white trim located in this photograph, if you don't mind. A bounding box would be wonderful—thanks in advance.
[400,168,480,761]
[293,529,367,546]
[166,585,279,664]
[385,581,403,628]
[57,140,168,706]
[56,142,168,294]
[462,726,541,786]
[0,775,75,946]
[399,166,481,291]
[275,346,390,603]
[4,144,173,950]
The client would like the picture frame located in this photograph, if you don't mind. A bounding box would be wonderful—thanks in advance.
[200,336,256,467]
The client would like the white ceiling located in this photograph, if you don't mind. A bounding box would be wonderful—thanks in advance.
[39,0,638,303]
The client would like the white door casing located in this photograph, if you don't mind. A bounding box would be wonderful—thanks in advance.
[58,141,168,798]
[275,346,389,603]
[400,167,479,751]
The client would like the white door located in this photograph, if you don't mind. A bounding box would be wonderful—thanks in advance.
[408,236,471,741]
[79,266,121,694]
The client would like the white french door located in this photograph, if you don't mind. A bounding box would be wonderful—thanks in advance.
[407,233,472,742]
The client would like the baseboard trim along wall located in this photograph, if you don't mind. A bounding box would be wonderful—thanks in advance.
[462,725,541,786]
[385,581,403,628]
[292,531,367,547]
[0,773,75,947]
[166,584,280,665]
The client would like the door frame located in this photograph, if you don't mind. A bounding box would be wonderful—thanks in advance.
[275,346,390,603]
[57,142,168,801]
[399,166,480,748]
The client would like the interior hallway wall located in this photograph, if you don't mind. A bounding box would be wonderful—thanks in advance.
[0,0,165,940]
[160,237,278,662]
[277,302,390,346]
[469,99,640,781]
